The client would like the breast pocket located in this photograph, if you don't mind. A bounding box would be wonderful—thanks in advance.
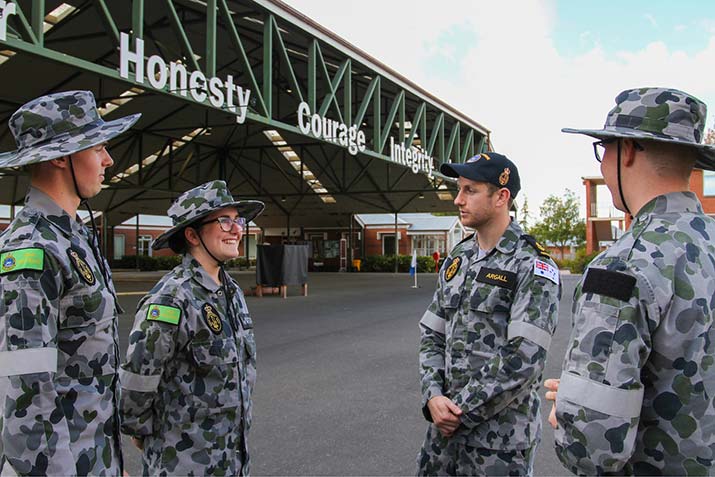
[190,338,241,412]
[467,284,513,355]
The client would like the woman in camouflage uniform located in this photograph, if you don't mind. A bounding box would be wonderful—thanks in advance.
[119,180,264,476]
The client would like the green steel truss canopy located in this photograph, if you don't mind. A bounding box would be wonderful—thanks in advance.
[0,0,491,228]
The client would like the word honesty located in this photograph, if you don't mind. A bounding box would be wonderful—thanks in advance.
[119,33,251,123]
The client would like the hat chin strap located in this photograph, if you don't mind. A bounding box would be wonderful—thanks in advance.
[67,155,113,291]
[616,139,633,218]
[196,230,236,321]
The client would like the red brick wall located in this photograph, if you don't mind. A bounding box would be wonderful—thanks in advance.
[364,227,410,256]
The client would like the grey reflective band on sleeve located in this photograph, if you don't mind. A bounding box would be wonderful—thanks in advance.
[0,348,57,377]
[419,310,446,333]
[508,321,552,350]
[119,369,161,393]
[559,371,644,419]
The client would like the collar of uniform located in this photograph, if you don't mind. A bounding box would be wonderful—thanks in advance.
[184,253,221,293]
[25,186,86,238]
[493,219,524,255]
[635,191,703,222]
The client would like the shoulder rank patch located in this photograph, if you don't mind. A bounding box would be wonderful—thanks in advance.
[477,267,517,290]
[0,248,44,275]
[202,303,223,334]
[444,256,462,282]
[582,268,636,302]
[534,259,559,285]
[146,304,181,325]
[67,248,95,286]
[521,234,551,258]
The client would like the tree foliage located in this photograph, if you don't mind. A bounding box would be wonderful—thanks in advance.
[528,189,585,259]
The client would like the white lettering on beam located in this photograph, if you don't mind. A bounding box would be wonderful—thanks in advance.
[119,32,251,124]
[0,1,17,42]
[297,102,366,156]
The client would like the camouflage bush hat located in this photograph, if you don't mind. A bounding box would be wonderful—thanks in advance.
[0,90,140,168]
[440,151,521,198]
[562,87,715,170]
[152,180,265,250]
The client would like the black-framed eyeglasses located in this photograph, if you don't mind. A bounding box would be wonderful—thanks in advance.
[200,216,246,232]
[593,138,644,163]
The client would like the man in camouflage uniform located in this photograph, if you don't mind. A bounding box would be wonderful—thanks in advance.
[417,152,561,476]
[119,180,264,476]
[546,87,715,475]
[0,91,140,475]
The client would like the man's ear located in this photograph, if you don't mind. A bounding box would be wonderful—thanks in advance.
[621,139,639,167]
[48,156,69,169]
[497,188,512,207]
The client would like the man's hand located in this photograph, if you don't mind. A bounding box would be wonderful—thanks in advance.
[131,436,144,451]
[427,396,463,437]
[544,378,559,429]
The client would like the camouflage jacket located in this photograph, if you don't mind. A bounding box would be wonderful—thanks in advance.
[120,254,256,477]
[0,187,122,476]
[555,192,715,476]
[419,220,561,450]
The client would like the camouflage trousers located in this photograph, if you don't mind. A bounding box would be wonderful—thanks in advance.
[417,426,536,476]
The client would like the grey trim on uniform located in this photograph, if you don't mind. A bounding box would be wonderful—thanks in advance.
[0,348,57,376]
[419,310,446,334]
[508,321,552,350]
[559,371,644,418]
[119,369,161,392]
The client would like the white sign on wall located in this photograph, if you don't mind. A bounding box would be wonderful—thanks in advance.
[119,33,251,123]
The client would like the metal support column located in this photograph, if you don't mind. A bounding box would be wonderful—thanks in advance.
[394,212,398,273]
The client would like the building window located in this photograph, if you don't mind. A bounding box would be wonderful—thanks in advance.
[113,234,125,260]
[704,171,715,196]
[138,235,152,257]
[412,235,446,256]
[382,234,397,255]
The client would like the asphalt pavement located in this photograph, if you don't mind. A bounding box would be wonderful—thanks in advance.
[114,270,579,476]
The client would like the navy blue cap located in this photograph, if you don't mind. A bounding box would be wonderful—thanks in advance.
[440,152,521,198]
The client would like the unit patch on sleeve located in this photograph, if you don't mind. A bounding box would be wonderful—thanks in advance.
[534,259,559,285]
[444,256,462,282]
[202,303,223,334]
[146,304,181,325]
[582,267,636,302]
[476,267,517,290]
[0,248,44,275]
[67,248,95,285]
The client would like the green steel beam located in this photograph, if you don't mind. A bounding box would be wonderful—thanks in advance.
[378,90,404,153]
[404,102,425,149]
[444,122,460,163]
[308,39,316,112]
[460,129,474,162]
[426,112,443,157]
[373,77,381,151]
[10,1,38,44]
[353,75,378,129]
[263,12,273,117]
[315,45,345,123]
[270,15,304,104]
[131,0,144,42]
[95,0,120,47]
[164,0,200,72]
[205,0,217,77]
[31,0,44,47]
[344,59,351,125]
[218,0,268,116]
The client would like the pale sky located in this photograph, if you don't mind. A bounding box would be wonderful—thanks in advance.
[283,0,715,219]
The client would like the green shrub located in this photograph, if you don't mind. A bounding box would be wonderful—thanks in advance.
[568,248,600,274]
[361,255,435,273]
[110,255,181,271]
